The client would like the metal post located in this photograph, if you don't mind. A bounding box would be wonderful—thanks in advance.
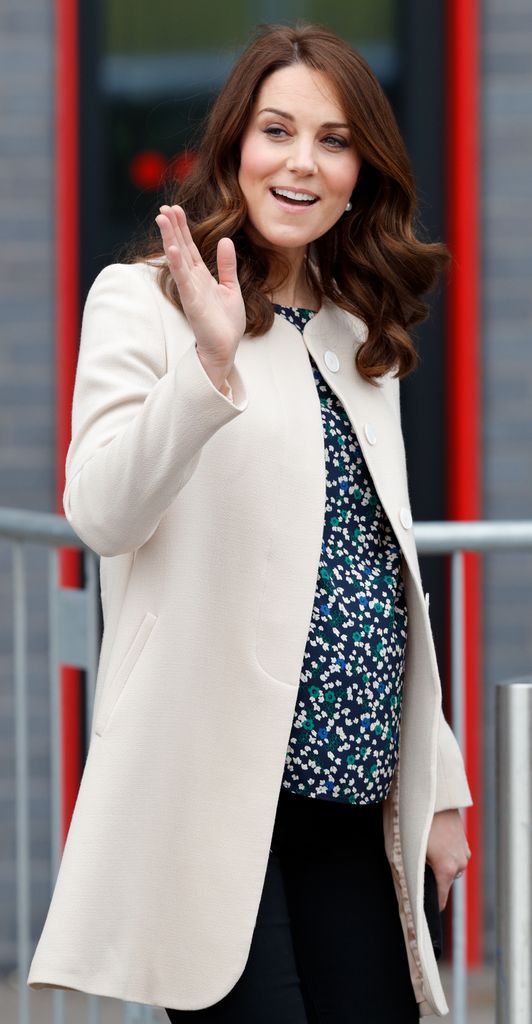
[84,550,100,742]
[451,551,467,1024]
[13,543,30,1024]
[496,678,532,1024]
[48,548,66,1024]
[85,551,103,1024]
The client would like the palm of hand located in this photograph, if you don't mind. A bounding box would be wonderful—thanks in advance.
[155,204,246,363]
[179,251,245,334]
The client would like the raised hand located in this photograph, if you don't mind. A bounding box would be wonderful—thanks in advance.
[155,204,246,387]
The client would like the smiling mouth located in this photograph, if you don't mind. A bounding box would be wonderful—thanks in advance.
[270,187,319,206]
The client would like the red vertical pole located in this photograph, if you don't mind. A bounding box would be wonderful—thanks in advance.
[446,0,483,966]
[55,0,82,845]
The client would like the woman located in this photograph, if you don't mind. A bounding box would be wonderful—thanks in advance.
[27,22,472,1022]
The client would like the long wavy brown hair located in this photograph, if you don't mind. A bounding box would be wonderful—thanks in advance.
[125,22,450,382]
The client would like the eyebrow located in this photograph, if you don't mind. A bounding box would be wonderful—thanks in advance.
[258,107,350,130]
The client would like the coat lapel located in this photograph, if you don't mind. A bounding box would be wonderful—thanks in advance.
[300,300,421,587]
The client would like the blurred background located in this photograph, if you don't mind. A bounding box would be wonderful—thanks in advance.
[1,0,531,1020]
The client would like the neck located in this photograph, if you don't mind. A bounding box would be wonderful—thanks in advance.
[267,250,317,309]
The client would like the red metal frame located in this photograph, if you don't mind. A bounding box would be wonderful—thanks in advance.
[446,0,483,966]
[55,0,82,846]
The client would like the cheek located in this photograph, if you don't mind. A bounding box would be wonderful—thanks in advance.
[239,136,268,192]
[329,156,361,199]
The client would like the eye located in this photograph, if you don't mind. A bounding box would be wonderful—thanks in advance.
[263,125,289,138]
[323,135,349,149]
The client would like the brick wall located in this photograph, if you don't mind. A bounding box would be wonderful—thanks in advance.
[0,0,55,969]
[481,0,532,959]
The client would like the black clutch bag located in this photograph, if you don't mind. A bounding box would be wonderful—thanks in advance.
[424,863,443,960]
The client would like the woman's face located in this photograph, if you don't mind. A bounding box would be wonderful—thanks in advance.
[238,64,361,256]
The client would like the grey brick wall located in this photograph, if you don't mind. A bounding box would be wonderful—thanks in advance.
[0,0,55,969]
[481,0,532,960]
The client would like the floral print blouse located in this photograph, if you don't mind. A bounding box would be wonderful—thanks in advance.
[273,303,408,806]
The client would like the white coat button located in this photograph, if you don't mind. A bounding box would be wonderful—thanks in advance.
[364,423,377,445]
[324,350,340,372]
[400,506,413,530]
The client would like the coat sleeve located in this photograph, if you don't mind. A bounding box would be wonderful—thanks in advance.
[434,710,473,811]
[63,262,248,556]
[388,374,473,812]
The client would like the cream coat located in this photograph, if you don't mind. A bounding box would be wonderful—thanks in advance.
[27,261,472,1016]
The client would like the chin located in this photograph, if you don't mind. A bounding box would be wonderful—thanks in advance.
[245,217,318,253]
[261,229,315,249]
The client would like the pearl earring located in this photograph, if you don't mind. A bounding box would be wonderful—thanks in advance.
[345,200,353,212]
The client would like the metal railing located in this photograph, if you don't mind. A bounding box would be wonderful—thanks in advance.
[2,508,532,1024]
[1,509,161,1024]
[414,520,532,1024]
[495,677,532,1024]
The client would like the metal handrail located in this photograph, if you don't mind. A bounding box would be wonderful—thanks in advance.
[415,520,532,552]
[0,508,84,547]
[3,506,532,551]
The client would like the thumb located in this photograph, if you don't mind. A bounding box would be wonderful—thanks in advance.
[217,237,239,289]
[437,878,449,913]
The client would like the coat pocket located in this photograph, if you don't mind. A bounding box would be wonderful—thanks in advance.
[94,611,158,737]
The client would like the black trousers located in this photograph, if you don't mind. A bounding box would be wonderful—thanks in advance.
[165,787,420,1023]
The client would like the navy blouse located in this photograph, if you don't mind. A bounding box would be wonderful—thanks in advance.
[273,303,408,806]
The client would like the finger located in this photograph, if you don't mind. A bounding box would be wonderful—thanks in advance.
[437,878,450,913]
[174,205,202,266]
[155,219,198,306]
[154,211,178,256]
[155,227,183,280]
[216,237,239,289]
[155,212,182,264]
[159,206,193,271]
[428,859,455,912]
[156,206,179,247]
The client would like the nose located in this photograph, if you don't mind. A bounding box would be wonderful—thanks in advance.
[286,145,317,176]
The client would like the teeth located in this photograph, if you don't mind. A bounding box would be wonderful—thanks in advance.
[272,188,317,203]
